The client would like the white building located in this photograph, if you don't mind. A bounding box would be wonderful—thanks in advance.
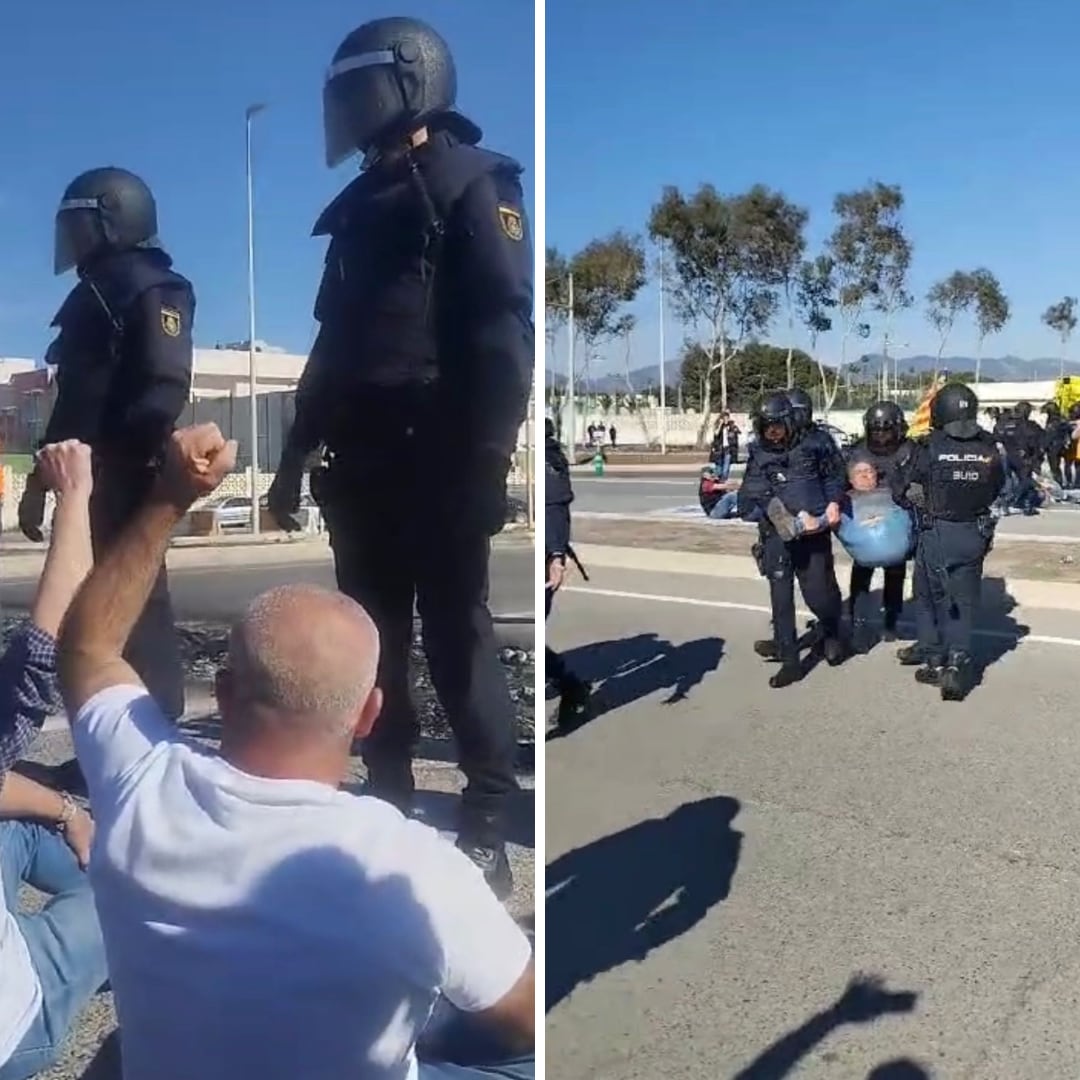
[192,347,306,400]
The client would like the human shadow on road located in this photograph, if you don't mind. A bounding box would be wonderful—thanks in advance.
[546,795,741,1011]
[731,974,925,1080]
[546,633,724,740]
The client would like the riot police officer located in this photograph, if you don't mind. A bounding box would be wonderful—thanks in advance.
[846,401,914,649]
[266,18,532,896]
[19,167,191,723]
[997,401,1041,513]
[891,383,1004,701]
[545,418,591,731]
[1042,402,1071,487]
[738,392,847,688]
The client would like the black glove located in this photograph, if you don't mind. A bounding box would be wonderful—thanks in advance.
[18,471,46,543]
[266,463,304,533]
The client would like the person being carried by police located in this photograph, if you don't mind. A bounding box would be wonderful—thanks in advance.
[19,167,192,743]
[738,391,849,689]
[890,382,1005,702]
[1042,401,1072,488]
[545,418,591,732]
[996,401,1042,515]
[844,400,915,651]
[265,17,532,898]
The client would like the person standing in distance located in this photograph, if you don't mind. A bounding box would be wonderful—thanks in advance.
[845,401,915,650]
[19,168,191,728]
[545,418,591,732]
[891,383,1004,701]
[266,17,533,897]
[738,392,848,688]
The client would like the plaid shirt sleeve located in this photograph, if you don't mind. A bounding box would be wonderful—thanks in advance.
[0,620,60,782]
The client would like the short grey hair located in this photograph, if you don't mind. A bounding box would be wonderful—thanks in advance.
[227,585,378,736]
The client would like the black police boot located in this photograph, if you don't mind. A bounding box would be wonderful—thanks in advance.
[555,675,592,731]
[851,618,872,655]
[457,811,514,900]
[823,634,851,667]
[940,652,976,702]
[882,612,900,643]
[754,639,780,661]
[362,761,415,817]
[914,657,946,686]
[769,656,803,689]
[896,644,926,666]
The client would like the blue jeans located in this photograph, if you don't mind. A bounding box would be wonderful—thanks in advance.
[416,991,534,1078]
[708,491,740,520]
[717,451,733,481]
[0,821,108,1080]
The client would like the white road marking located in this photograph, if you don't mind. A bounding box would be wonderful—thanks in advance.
[564,585,1080,649]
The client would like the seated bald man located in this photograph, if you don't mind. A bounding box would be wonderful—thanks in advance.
[55,425,535,1080]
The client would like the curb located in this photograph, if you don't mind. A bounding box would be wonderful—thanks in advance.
[572,542,1080,614]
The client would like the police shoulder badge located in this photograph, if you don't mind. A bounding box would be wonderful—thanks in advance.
[497,204,524,242]
[160,306,182,338]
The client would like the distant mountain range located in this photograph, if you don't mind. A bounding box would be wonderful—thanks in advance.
[546,354,1080,392]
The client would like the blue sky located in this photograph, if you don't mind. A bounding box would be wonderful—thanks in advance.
[0,0,533,361]
[547,0,1080,373]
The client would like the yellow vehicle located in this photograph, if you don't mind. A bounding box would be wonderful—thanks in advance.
[1053,377,1080,462]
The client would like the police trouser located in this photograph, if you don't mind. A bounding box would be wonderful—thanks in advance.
[1065,454,1079,488]
[90,464,184,720]
[1005,459,1037,510]
[1046,448,1064,487]
[762,529,842,658]
[912,519,990,660]
[544,562,570,688]
[849,562,906,623]
[321,455,517,844]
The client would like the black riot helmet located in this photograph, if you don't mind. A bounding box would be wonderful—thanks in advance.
[322,17,482,169]
[930,382,980,438]
[1015,400,1032,420]
[754,392,796,448]
[1044,401,1062,417]
[864,400,906,448]
[53,167,159,276]
[1070,403,1080,422]
[786,387,813,431]
[545,417,555,440]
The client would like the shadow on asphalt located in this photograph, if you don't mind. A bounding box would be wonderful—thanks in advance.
[848,576,1026,685]
[546,795,742,1012]
[731,974,927,1080]
[546,633,725,741]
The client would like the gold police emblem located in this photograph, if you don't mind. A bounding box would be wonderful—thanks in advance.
[161,306,182,338]
[497,205,524,242]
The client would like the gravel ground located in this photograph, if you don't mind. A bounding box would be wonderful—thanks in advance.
[6,615,535,1080]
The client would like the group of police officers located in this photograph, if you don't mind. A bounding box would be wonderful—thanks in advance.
[16,17,532,899]
[547,380,1013,713]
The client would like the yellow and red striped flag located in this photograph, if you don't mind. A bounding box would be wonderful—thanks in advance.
[907,374,947,437]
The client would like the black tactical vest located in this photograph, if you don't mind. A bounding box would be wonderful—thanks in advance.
[46,249,192,452]
[311,135,522,396]
[925,429,1001,521]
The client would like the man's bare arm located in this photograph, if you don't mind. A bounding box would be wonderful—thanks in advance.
[57,424,236,716]
[57,498,182,715]
[30,481,94,638]
[471,957,535,1052]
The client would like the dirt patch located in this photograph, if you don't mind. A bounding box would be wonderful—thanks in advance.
[573,518,1080,584]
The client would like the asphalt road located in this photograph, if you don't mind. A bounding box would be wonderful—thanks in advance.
[0,542,534,635]
[546,563,1080,1079]
[573,472,1080,539]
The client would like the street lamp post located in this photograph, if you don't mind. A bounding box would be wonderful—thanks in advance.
[245,102,266,534]
[658,241,667,454]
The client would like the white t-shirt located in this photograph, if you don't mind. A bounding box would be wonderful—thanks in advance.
[72,684,531,1080]
[0,878,41,1066]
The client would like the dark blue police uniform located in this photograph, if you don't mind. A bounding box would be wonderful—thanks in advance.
[42,247,193,718]
[283,130,533,850]
[892,427,1004,696]
[738,427,845,669]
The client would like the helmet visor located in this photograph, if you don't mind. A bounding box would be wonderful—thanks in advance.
[54,200,103,275]
[323,50,399,168]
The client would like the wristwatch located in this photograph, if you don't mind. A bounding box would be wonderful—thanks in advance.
[55,791,77,833]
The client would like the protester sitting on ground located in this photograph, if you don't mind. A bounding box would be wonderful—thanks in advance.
[0,439,108,1080]
[55,423,536,1080]
[699,465,739,520]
